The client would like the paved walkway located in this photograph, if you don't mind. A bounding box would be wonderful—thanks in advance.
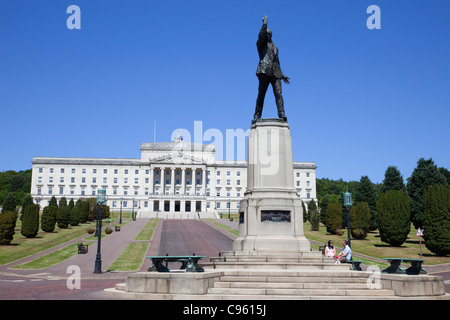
[1,218,152,279]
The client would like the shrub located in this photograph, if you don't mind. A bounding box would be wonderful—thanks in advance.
[376,190,411,246]
[41,205,57,232]
[21,203,40,238]
[77,200,89,223]
[0,212,17,245]
[350,202,371,239]
[422,185,450,256]
[70,206,80,227]
[325,203,342,234]
[1,193,17,214]
[57,206,70,229]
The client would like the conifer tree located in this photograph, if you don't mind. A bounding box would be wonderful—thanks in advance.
[21,203,40,238]
[354,176,378,231]
[381,166,405,193]
[325,202,342,234]
[377,190,411,246]
[422,185,450,256]
[41,205,57,233]
[0,211,17,245]
[406,158,447,228]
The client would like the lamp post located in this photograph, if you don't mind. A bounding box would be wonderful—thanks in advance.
[119,197,123,224]
[132,198,135,221]
[343,187,352,248]
[93,188,106,274]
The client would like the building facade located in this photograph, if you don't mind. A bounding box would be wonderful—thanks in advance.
[30,138,317,217]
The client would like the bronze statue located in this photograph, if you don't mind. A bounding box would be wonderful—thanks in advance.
[253,15,290,122]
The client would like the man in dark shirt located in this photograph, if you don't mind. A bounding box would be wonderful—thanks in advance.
[254,15,290,122]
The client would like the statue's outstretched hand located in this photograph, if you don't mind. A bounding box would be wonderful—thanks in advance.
[263,15,268,24]
[283,77,290,84]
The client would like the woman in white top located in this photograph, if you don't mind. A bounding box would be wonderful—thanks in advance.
[325,240,336,259]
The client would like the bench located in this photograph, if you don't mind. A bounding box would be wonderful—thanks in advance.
[344,260,363,271]
[147,254,205,273]
[382,258,426,275]
[78,243,88,254]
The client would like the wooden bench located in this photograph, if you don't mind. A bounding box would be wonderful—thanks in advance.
[382,258,426,275]
[77,243,88,254]
[147,254,205,273]
[344,260,363,271]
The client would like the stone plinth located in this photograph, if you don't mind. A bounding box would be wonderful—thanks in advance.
[233,119,310,252]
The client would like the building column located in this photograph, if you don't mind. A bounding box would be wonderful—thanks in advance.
[160,167,165,195]
[181,167,186,195]
[202,168,207,196]
[149,168,154,195]
[170,167,175,195]
[192,168,196,187]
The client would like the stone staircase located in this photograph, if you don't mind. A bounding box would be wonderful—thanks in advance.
[205,269,396,299]
[205,250,349,271]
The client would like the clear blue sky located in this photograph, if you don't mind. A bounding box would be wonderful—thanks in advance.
[1,0,449,184]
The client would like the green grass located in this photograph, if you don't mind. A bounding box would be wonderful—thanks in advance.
[106,242,150,271]
[304,221,449,266]
[211,218,450,266]
[0,220,97,265]
[11,243,79,269]
[207,219,239,237]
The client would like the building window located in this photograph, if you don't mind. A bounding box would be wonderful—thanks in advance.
[59,187,64,195]
[93,169,97,174]
[37,187,41,195]
[60,168,65,173]
[125,169,128,174]
[103,177,107,183]
[306,173,310,178]
[134,188,139,196]
[81,187,85,196]
[135,178,139,184]
[50,168,54,173]
[297,181,300,187]
[60,177,64,183]
[82,169,86,174]
[39,168,43,173]
[114,169,118,174]
[124,188,128,195]
[72,168,75,174]
[71,177,75,183]
[307,192,311,199]
[48,186,53,194]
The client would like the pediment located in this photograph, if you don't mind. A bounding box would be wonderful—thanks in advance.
[150,153,206,165]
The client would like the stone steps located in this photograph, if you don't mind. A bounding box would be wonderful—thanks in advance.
[207,269,396,297]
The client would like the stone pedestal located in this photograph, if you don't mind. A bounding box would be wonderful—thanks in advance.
[233,119,311,253]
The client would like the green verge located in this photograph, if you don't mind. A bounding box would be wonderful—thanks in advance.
[12,243,79,269]
[106,242,150,271]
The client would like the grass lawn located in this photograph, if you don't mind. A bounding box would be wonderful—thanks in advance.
[303,221,450,266]
[105,242,150,271]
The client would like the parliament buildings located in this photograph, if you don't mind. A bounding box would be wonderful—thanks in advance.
[30,138,317,218]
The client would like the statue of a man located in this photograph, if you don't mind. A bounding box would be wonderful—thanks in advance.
[253,15,290,122]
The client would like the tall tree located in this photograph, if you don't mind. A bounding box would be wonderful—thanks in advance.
[21,204,40,238]
[381,166,405,193]
[1,192,17,214]
[376,190,411,246]
[406,158,447,228]
[354,176,378,231]
[422,185,450,256]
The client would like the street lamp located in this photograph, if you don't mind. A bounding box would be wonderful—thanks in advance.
[93,188,106,274]
[119,197,123,224]
[343,187,352,248]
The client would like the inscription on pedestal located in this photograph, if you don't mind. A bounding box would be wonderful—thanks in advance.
[261,210,291,222]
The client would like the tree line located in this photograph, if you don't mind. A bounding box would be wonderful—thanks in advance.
[0,195,110,245]
[309,158,450,256]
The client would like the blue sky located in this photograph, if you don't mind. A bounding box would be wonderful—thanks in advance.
[0,0,449,184]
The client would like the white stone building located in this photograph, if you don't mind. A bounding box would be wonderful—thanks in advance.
[30,138,317,217]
